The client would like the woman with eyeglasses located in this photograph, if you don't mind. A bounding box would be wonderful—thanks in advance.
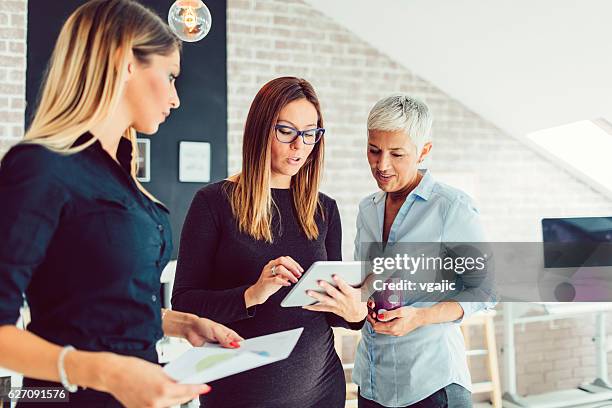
[171,76,368,408]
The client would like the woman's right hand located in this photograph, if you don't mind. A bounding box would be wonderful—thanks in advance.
[245,256,303,307]
[101,353,210,408]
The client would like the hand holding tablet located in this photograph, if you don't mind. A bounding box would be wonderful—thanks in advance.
[280,261,367,307]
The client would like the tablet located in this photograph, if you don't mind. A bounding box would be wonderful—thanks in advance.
[280,261,365,307]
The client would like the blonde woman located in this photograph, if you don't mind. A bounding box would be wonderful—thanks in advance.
[0,1,242,407]
[172,76,368,408]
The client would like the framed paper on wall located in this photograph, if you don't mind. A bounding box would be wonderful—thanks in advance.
[179,141,211,183]
[136,138,151,182]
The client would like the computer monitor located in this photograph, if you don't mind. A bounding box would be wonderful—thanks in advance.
[542,217,612,268]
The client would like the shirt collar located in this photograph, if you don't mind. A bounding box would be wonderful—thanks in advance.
[73,132,133,174]
[412,169,435,201]
[116,137,134,174]
[73,132,170,214]
[371,169,435,204]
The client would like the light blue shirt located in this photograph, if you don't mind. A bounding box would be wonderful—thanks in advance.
[353,170,497,407]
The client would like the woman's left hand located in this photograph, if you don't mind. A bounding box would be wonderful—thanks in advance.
[366,306,427,336]
[184,317,244,348]
[302,275,368,323]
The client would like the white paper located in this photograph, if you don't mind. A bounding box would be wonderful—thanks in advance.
[179,141,210,183]
[163,328,303,384]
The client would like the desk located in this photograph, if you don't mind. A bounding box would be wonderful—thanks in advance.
[502,302,612,407]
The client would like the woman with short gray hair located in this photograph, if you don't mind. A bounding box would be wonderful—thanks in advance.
[351,94,496,407]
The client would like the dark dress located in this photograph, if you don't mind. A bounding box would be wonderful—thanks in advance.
[172,180,357,408]
[0,133,172,407]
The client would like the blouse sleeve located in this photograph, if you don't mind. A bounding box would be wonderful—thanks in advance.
[324,199,365,330]
[441,195,498,323]
[172,188,256,324]
[0,145,68,325]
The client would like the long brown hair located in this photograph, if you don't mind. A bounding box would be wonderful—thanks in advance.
[24,0,181,201]
[228,77,325,242]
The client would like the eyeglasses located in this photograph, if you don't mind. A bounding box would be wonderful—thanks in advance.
[274,124,325,145]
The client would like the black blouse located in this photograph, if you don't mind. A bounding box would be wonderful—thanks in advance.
[172,181,357,408]
[0,133,172,362]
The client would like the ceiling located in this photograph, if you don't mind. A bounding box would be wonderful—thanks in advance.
[304,0,612,139]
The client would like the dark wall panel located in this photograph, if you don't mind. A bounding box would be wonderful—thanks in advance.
[26,0,228,258]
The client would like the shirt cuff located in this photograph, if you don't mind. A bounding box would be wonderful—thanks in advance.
[238,285,257,320]
[347,318,366,330]
[453,301,496,324]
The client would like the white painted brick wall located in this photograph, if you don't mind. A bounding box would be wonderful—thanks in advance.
[0,0,26,156]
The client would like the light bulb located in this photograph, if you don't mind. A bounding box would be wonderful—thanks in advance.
[168,0,212,43]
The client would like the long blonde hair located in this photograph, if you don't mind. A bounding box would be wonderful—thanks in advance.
[227,77,325,243]
[24,0,181,198]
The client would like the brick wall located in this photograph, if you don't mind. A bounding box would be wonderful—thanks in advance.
[0,0,26,156]
[226,0,612,398]
[1,0,611,400]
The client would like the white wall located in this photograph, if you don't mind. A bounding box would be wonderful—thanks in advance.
[304,0,612,140]
[0,0,26,156]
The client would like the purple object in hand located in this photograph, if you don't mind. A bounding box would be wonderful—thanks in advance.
[371,278,404,320]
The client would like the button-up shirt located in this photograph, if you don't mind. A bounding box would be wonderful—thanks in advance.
[353,170,497,406]
[0,133,172,362]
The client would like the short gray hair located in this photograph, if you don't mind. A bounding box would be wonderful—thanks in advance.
[367,94,433,152]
